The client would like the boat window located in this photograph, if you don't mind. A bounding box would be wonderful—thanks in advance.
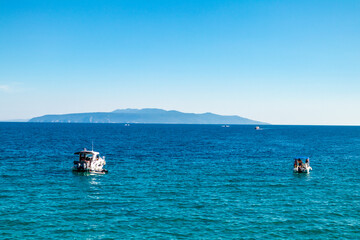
[80,153,86,160]
[78,153,95,160]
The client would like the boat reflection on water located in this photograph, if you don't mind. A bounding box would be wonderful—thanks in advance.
[72,171,96,176]
[293,171,312,182]
[71,170,105,198]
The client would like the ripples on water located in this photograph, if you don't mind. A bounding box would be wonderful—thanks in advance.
[1,123,360,239]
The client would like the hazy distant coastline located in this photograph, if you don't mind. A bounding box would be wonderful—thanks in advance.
[0,119,28,122]
[28,108,268,125]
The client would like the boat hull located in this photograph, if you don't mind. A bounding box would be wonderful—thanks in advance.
[293,167,312,173]
[72,169,108,174]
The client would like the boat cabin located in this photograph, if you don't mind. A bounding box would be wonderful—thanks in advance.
[75,149,100,162]
[73,148,107,173]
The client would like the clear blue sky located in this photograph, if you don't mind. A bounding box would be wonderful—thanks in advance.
[1,0,359,124]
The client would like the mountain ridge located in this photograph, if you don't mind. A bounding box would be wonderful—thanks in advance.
[29,108,268,125]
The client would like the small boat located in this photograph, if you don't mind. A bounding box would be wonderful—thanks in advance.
[222,125,230,128]
[293,157,312,173]
[73,148,108,174]
[255,126,260,130]
[124,123,130,127]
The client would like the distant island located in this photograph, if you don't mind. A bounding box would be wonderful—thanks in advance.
[29,108,268,125]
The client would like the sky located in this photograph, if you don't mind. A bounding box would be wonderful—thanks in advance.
[0,0,360,125]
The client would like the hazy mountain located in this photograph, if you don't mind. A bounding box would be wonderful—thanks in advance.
[29,108,268,124]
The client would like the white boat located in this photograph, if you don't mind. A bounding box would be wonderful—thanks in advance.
[255,126,260,130]
[293,157,312,173]
[222,125,230,128]
[73,148,108,174]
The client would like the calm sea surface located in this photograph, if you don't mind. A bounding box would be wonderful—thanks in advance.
[1,123,360,239]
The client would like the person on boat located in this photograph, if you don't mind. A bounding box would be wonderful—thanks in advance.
[306,158,312,171]
[297,159,303,167]
[305,158,310,168]
[294,159,298,168]
[297,159,303,172]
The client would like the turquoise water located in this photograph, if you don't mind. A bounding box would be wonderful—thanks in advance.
[1,123,360,239]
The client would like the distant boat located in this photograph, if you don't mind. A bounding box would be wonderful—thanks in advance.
[222,125,230,128]
[124,123,130,126]
[293,157,312,173]
[255,126,260,130]
[73,148,108,174]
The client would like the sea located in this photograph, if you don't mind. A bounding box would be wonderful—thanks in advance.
[1,123,360,239]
